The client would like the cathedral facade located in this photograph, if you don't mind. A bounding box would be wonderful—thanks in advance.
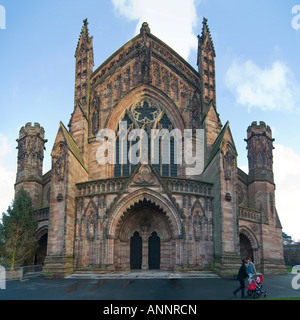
[15,19,286,277]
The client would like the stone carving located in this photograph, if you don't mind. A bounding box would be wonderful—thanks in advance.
[161,67,169,92]
[223,145,236,181]
[251,223,258,232]
[92,110,100,136]
[52,143,67,181]
[170,74,179,101]
[131,100,162,126]
[88,220,95,239]
[17,136,44,160]
[92,93,101,111]
[133,165,156,185]
[153,62,161,87]
[123,67,131,91]
[132,62,139,86]
[57,193,63,202]
[193,214,201,240]
[140,214,151,234]
[139,34,151,84]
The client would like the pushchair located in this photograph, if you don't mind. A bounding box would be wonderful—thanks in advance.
[247,274,267,298]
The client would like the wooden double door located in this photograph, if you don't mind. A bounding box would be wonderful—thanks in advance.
[130,231,160,270]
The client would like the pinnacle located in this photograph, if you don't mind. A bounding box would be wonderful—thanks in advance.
[200,17,212,39]
[75,18,92,56]
[198,17,215,55]
[81,18,90,37]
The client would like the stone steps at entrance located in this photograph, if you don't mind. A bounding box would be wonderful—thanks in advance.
[65,270,219,279]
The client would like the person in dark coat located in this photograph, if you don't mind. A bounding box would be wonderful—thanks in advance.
[233,258,249,298]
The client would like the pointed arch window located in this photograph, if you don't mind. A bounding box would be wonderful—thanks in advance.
[114,100,177,178]
[258,153,262,166]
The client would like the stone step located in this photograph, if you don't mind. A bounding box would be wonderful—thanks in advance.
[66,270,219,279]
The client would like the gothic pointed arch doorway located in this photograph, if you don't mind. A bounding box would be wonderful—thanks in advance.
[113,198,175,270]
[34,227,48,265]
[240,233,253,262]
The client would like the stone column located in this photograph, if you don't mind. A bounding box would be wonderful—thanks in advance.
[142,238,148,270]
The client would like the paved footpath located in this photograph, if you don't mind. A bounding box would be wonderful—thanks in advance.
[0,271,299,300]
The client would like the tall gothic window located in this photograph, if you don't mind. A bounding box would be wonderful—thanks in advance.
[269,194,274,216]
[258,153,262,166]
[114,100,177,178]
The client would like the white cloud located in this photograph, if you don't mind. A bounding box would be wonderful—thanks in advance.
[0,135,15,215]
[111,0,199,60]
[239,165,248,174]
[225,60,300,113]
[0,135,12,158]
[273,144,300,241]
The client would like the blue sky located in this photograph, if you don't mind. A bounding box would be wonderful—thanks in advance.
[0,0,300,240]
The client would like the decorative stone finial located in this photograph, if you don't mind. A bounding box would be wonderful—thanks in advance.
[140,22,151,34]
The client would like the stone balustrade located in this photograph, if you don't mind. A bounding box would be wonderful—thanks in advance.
[76,176,213,198]
[32,207,49,221]
[239,206,261,222]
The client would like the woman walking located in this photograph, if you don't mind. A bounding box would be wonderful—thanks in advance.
[247,257,256,279]
[233,258,249,299]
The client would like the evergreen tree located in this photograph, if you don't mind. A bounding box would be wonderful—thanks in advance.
[0,188,38,269]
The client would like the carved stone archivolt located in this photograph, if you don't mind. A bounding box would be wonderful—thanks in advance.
[106,188,183,238]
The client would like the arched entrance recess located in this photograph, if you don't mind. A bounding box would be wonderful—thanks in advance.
[240,233,253,261]
[34,227,48,265]
[239,227,260,267]
[112,198,177,270]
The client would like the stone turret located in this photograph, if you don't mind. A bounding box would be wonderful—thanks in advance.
[15,122,47,209]
[246,121,274,185]
[245,122,285,273]
[245,121,275,218]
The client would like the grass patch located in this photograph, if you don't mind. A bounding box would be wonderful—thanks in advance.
[286,265,293,273]
[263,297,300,300]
